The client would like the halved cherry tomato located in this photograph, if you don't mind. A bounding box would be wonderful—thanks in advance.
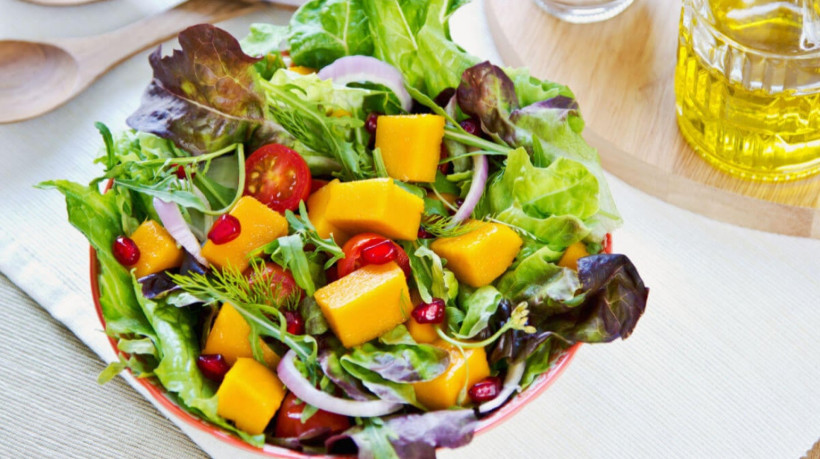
[244,144,311,213]
[244,262,302,303]
[310,178,329,194]
[336,233,411,279]
[274,392,351,439]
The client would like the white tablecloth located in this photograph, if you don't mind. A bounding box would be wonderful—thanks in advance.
[1,1,819,457]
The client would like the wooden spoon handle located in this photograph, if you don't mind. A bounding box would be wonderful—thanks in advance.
[61,0,265,81]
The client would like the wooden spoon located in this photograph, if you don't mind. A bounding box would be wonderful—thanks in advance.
[0,0,300,124]
[21,0,105,6]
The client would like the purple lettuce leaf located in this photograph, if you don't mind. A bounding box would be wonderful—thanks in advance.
[326,410,479,459]
[127,24,286,155]
[456,61,519,144]
[544,253,648,342]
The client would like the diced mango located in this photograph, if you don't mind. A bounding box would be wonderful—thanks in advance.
[217,358,286,435]
[324,178,424,241]
[412,340,491,410]
[430,221,522,288]
[202,303,280,368]
[129,220,184,278]
[307,180,350,245]
[407,317,438,344]
[201,196,288,272]
[375,114,445,183]
[558,241,590,271]
[314,262,410,348]
[289,65,316,75]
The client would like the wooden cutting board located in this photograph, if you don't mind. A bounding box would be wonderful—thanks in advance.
[486,0,820,239]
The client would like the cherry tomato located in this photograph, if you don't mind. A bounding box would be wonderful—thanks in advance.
[244,262,302,303]
[274,392,351,439]
[244,144,311,213]
[336,233,411,279]
[310,178,329,194]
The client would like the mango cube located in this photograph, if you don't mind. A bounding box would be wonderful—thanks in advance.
[129,220,184,278]
[314,262,411,348]
[202,303,280,368]
[324,178,424,241]
[375,114,445,183]
[406,317,438,344]
[431,221,522,287]
[216,358,286,435]
[412,340,491,410]
[307,180,350,245]
[558,241,590,271]
[201,196,288,272]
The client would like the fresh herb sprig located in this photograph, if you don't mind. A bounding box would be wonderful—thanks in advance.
[168,265,318,364]
[435,302,536,349]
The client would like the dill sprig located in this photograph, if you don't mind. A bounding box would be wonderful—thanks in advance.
[420,214,477,239]
[168,264,317,364]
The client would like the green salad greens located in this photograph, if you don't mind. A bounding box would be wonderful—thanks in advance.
[40,1,648,457]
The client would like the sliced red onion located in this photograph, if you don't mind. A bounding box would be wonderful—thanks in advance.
[277,350,403,417]
[317,55,412,112]
[477,360,525,414]
[451,153,488,225]
[152,197,209,267]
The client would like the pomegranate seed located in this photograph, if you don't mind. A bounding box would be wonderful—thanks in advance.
[460,118,480,136]
[411,298,445,324]
[197,354,231,383]
[468,376,502,403]
[112,235,140,266]
[365,113,380,135]
[284,310,305,335]
[208,214,241,245]
[362,240,398,265]
[438,144,451,175]
[417,228,433,239]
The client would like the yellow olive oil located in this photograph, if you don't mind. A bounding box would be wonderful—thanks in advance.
[675,0,820,181]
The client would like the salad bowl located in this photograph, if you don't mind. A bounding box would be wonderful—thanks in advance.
[88,234,611,456]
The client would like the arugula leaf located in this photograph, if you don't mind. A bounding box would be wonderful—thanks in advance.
[127,24,289,155]
[288,0,374,69]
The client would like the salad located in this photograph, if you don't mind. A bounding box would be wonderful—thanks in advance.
[41,0,649,457]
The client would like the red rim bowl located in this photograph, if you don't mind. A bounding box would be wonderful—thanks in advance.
[89,234,610,456]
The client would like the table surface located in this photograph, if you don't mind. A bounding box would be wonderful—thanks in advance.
[1,1,819,458]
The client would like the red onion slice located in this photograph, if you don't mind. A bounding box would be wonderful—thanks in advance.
[477,360,525,414]
[277,350,403,417]
[317,55,412,112]
[451,153,488,225]
[152,197,209,267]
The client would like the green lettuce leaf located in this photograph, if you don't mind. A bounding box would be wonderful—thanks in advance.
[127,24,289,155]
[37,180,155,341]
[362,0,478,97]
[240,23,288,79]
[457,61,622,237]
[341,339,449,383]
[457,286,502,339]
[288,0,374,69]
